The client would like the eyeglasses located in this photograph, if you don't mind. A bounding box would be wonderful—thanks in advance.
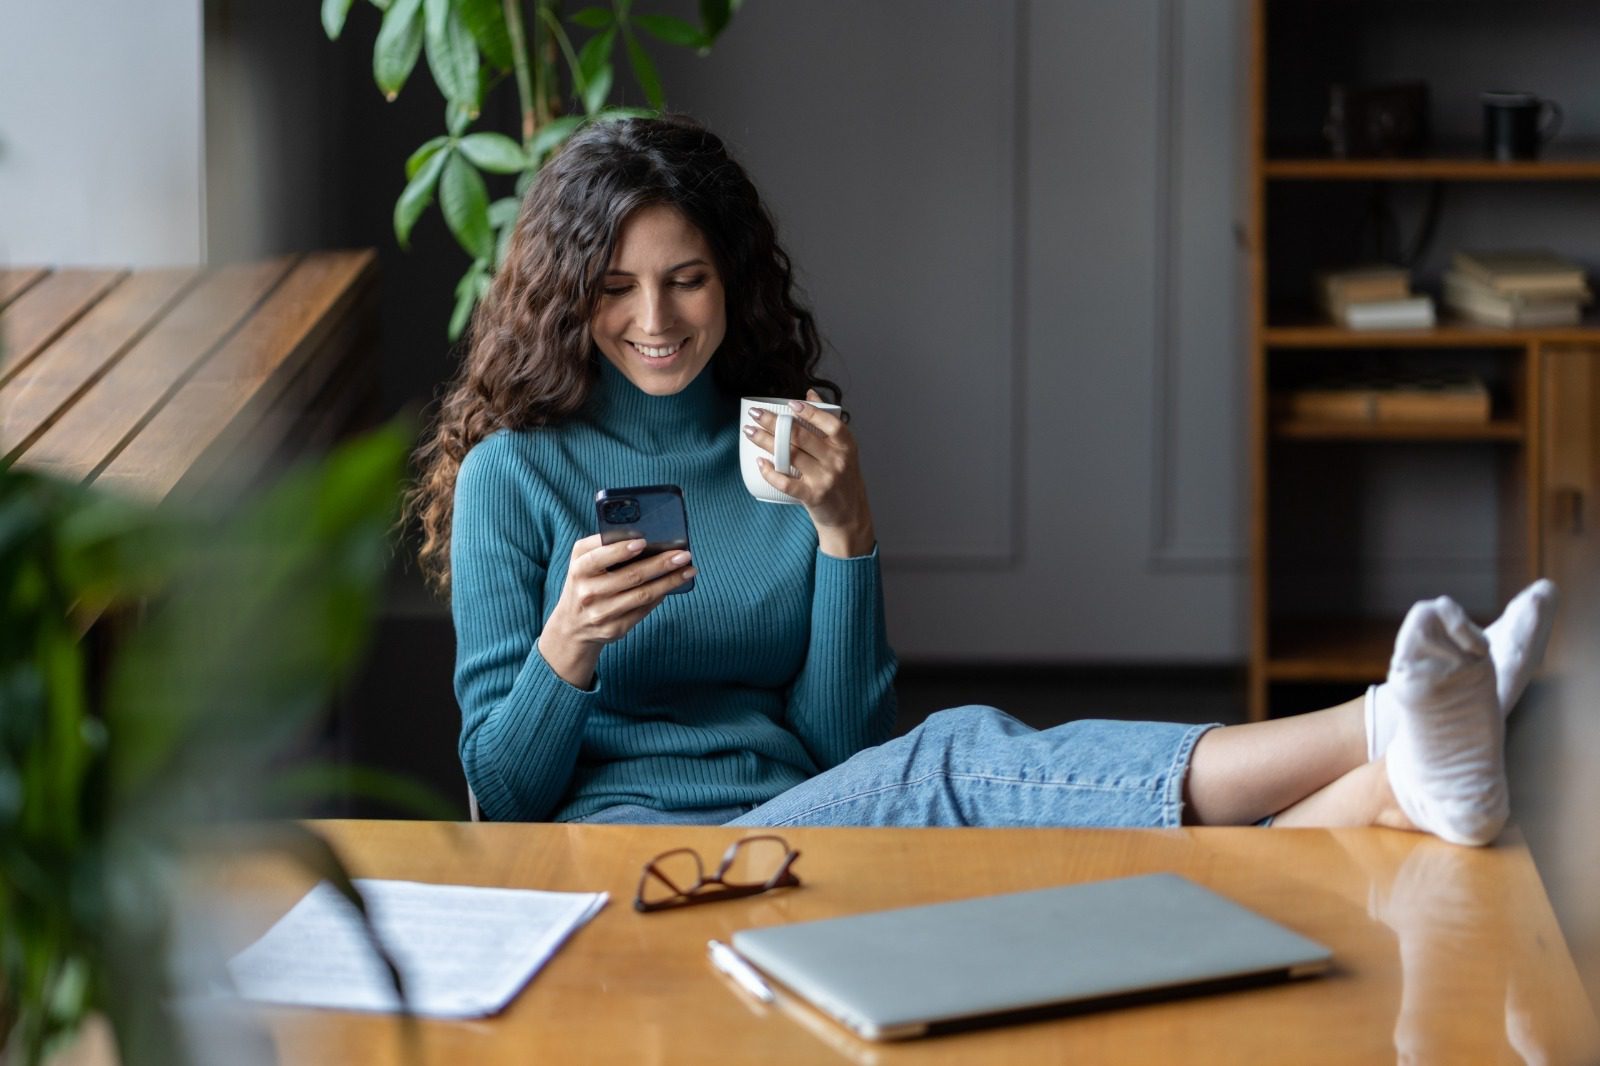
[634,835,802,913]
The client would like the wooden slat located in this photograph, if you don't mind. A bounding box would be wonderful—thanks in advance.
[94,251,375,501]
[16,257,297,484]
[0,269,127,385]
[177,286,379,499]
[0,267,49,311]
[0,269,199,463]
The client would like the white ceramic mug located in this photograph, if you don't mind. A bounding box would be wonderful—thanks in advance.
[739,396,843,504]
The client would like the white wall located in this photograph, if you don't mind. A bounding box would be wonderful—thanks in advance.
[0,0,205,266]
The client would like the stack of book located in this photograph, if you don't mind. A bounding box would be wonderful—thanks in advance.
[1443,250,1593,328]
[1316,266,1436,330]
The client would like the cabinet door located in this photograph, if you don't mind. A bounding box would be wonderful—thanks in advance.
[1541,345,1600,670]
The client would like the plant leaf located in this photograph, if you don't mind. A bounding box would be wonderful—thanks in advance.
[458,0,514,69]
[699,0,731,41]
[404,135,451,180]
[623,31,664,110]
[582,63,613,115]
[495,218,515,270]
[633,13,705,49]
[424,0,481,110]
[449,259,491,340]
[487,196,521,229]
[577,26,615,86]
[373,0,425,100]
[458,132,527,173]
[491,194,519,269]
[393,145,449,249]
[439,153,494,260]
[322,0,359,39]
[529,115,585,160]
[446,98,473,137]
[568,6,614,29]
[422,0,448,38]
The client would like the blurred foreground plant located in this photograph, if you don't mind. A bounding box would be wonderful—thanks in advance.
[322,0,742,338]
[0,420,445,1065]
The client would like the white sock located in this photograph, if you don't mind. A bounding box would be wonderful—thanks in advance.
[1383,596,1508,847]
[1365,579,1558,760]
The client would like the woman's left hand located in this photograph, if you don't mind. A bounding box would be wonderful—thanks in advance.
[746,390,877,558]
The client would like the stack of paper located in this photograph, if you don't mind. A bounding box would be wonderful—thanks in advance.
[227,879,608,1018]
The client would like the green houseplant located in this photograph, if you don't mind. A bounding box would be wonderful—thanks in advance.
[322,0,743,338]
[0,421,442,1066]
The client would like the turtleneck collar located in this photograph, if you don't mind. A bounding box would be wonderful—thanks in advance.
[588,355,728,448]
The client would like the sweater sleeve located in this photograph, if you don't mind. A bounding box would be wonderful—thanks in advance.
[451,438,597,821]
[783,546,898,769]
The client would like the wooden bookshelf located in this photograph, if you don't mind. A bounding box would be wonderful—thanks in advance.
[1246,1,1600,720]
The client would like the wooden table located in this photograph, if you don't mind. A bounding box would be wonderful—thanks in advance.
[0,252,377,502]
[192,821,1599,1065]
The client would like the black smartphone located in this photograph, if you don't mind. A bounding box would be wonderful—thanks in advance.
[594,484,694,595]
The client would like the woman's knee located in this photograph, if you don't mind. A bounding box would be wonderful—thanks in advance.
[916,705,1028,743]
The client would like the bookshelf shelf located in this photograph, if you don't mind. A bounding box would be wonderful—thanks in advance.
[1272,418,1522,442]
[1264,151,1600,182]
[1264,314,1600,348]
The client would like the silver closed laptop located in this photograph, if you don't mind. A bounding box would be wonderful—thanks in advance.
[730,872,1331,1041]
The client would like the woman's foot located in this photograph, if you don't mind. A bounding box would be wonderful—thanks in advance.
[1365,579,1558,760]
[1383,596,1508,846]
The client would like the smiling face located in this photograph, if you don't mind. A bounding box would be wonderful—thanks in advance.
[591,204,727,396]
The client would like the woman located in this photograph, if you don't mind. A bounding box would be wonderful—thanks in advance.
[409,115,1556,846]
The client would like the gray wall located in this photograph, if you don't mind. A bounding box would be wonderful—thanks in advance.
[654,0,1251,661]
[0,0,205,265]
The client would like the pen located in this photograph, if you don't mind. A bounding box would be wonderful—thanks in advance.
[707,939,775,1004]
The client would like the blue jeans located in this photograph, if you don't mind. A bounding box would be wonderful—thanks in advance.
[569,706,1216,829]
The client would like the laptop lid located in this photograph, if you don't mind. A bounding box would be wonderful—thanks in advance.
[730,873,1331,1041]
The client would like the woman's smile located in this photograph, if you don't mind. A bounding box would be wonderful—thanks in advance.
[592,204,726,396]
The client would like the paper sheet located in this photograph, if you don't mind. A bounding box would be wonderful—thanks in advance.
[226,879,608,1018]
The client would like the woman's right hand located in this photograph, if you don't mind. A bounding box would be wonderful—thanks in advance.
[537,534,697,688]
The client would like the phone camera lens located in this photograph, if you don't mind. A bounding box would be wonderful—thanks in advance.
[602,499,641,523]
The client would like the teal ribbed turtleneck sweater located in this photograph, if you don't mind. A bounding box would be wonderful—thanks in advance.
[450,359,897,822]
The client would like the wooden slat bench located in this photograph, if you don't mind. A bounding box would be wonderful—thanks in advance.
[0,250,380,503]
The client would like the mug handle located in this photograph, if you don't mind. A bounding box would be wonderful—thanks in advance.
[1539,99,1563,144]
[772,409,792,475]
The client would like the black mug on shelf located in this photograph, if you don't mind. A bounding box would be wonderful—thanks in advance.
[1482,90,1562,161]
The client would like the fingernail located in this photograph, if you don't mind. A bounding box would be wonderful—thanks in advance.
[748,407,764,420]
[683,568,698,580]
[629,540,646,551]
[742,424,756,437]
[788,400,806,412]
[671,552,691,565]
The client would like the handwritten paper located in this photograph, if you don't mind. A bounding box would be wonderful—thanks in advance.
[227,879,607,1018]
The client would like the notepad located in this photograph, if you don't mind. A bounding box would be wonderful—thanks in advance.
[226,879,608,1018]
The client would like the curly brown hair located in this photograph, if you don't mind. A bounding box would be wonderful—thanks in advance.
[406,114,841,596]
